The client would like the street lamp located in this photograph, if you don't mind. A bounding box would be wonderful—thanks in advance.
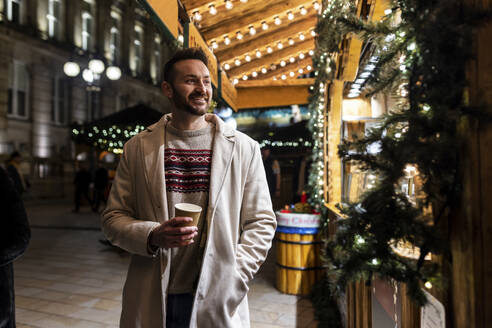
[63,58,121,83]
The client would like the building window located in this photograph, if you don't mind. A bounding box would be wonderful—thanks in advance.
[47,0,61,39]
[51,76,68,125]
[82,11,92,51]
[7,61,29,119]
[151,34,162,84]
[6,0,22,24]
[132,24,144,76]
[109,11,121,64]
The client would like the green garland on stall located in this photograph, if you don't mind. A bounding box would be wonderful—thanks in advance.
[307,0,490,325]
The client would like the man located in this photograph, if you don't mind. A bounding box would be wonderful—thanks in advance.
[92,163,108,212]
[261,146,281,199]
[73,162,92,213]
[6,151,27,195]
[102,48,276,328]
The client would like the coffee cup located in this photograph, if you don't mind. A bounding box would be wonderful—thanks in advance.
[174,203,202,227]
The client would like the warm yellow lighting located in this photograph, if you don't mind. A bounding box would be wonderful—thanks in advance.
[225,0,233,10]
[287,11,294,20]
[224,63,231,70]
[300,6,307,15]
[224,36,231,45]
[308,50,314,56]
[262,21,269,30]
[209,5,217,15]
[288,38,294,45]
[234,59,241,66]
[289,71,295,77]
[233,78,239,85]
[236,31,243,40]
[277,42,283,49]
[245,55,251,62]
[267,46,273,53]
[280,60,286,67]
[299,53,305,59]
[298,68,304,74]
[242,74,248,80]
[249,26,256,35]
[289,57,295,63]
[211,41,218,49]
[261,67,267,74]
[274,16,281,25]
[281,74,287,80]
[424,281,432,289]
[311,29,316,37]
[299,33,305,41]
[307,65,312,70]
[251,71,257,77]
[256,50,261,58]
[313,1,320,11]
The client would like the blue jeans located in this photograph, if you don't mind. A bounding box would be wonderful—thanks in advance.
[166,293,194,328]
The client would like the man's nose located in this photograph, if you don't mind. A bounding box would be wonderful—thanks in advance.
[195,80,207,92]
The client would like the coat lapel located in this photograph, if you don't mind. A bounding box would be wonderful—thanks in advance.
[207,115,236,216]
[140,115,170,222]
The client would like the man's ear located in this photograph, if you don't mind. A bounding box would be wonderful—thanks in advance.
[161,81,173,98]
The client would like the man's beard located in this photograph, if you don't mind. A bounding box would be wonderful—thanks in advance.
[171,85,210,116]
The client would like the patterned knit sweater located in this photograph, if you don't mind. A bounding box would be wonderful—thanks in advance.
[165,122,214,294]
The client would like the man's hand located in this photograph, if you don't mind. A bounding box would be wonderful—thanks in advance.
[149,217,198,249]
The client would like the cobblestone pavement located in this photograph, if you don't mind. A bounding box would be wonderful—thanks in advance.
[14,203,318,328]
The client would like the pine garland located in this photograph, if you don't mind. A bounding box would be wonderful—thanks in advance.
[307,0,491,325]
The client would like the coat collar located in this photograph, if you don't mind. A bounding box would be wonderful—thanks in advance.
[141,113,236,221]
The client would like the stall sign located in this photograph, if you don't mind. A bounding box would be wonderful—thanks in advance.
[144,0,179,39]
[276,212,321,228]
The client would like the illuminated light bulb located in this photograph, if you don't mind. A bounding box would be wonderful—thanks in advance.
[371,258,379,265]
[233,78,239,85]
[261,67,267,74]
[280,60,286,67]
[281,74,287,80]
[300,6,307,15]
[287,11,294,20]
[423,104,431,111]
[242,74,248,80]
[245,55,251,62]
[313,1,320,11]
[209,5,217,15]
[225,0,233,10]
[262,21,269,30]
[356,236,365,244]
[308,50,314,56]
[177,34,184,44]
[193,11,202,21]
[249,26,256,35]
[240,0,248,2]
[299,53,305,59]
[274,16,281,25]
[299,33,305,41]
[267,46,273,53]
[407,42,416,51]
[311,29,316,37]
[211,41,218,49]
[224,63,231,70]
[252,71,258,77]
[289,71,295,77]
[270,64,277,70]
[236,31,243,40]
[277,42,283,49]
[289,57,295,63]
[235,59,241,66]
[424,281,432,289]
[273,76,277,80]
[256,50,261,58]
[288,38,294,45]
[224,36,231,45]
[384,8,392,15]
[298,68,304,74]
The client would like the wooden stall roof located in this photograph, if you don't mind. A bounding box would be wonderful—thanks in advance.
[180,0,319,109]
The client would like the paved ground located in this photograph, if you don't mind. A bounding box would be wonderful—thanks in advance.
[13,203,318,328]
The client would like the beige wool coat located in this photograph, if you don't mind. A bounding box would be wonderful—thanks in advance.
[102,114,276,328]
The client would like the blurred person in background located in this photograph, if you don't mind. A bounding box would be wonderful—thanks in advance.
[73,162,93,213]
[93,163,109,213]
[6,151,28,195]
[261,145,281,199]
[0,166,30,327]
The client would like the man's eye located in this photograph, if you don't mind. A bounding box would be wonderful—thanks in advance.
[203,80,211,85]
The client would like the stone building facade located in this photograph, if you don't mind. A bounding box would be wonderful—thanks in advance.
[0,0,175,199]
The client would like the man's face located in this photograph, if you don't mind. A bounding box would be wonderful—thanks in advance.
[163,59,212,116]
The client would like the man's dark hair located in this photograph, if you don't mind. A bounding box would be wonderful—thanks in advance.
[164,47,209,83]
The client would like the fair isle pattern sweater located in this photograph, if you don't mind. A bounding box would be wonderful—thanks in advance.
[165,122,214,294]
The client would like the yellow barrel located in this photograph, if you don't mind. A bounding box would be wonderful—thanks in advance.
[275,228,323,295]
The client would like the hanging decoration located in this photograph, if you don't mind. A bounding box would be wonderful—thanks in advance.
[307,0,490,326]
